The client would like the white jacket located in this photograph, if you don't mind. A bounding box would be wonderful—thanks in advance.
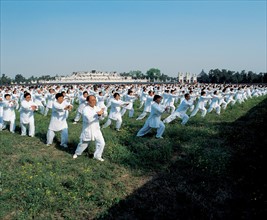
[80,105,105,141]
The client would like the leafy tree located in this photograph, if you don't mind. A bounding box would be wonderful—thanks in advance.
[146,68,161,81]
[14,74,26,83]
[0,74,12,85]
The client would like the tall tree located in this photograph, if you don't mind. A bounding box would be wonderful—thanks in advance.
[14,74,26,83]
[0,74,12,85]
[146,68,161,81]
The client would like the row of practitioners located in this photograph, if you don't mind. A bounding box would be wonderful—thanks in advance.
[0,89,189,161]
[1,88,266,163]
[1,83,265,119]
[1,84,266,136]
[1,83,266,135]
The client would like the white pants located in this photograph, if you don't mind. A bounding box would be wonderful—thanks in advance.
[121,108,134,118]
[44,107,52,116]
[74,111,82,122]
[163,112,189,125]
[137,120,165,138]
[136,111,148,120]
[207,105,221,115]
[47,128,68,145]
[102,117,122,129]
[2,120,16,133]
[190,106,207,118]
[21,121,35,137]
[75,136,105,159]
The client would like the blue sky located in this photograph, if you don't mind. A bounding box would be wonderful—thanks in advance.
[1,0,266,78]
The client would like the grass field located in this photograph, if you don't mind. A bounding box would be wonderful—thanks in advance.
[1,96,267,219]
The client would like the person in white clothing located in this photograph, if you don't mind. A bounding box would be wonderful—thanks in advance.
[121,90,137,118]
[20,92,38,137]
[163,93,193,125]
[136,90,154,120]
[46,93,72,148]
[96,91,108,113]
[138,87,147,109]
[33,88,46,115]
[73,91,88,124]
[44,88,55,116]
[102,93,129,131]
[207,90,221,115]
[165,89,179,114]
[73,95,106,161]
[1,94,17,133]
[137,95,167,139]
[190,91,211,118]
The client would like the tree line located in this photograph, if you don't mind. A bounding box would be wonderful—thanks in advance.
[1,68,267,85]
[198,69,267,84]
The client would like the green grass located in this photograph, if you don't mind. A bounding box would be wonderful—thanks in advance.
[1,96,266,219]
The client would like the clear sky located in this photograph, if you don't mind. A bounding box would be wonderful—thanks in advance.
[1,0,266,78]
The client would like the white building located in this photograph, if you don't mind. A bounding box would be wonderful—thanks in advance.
[39,70,148,84]
[178,72,197,84]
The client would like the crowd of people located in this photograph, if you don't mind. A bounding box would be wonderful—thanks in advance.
[0,83,266,161]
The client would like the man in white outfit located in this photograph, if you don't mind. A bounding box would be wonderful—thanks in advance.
[73,95,106,161]
[44,88,55,116]
[163,93,193,125]
[20,92,38,137]
[121,90,137,118]
[73,91,88,124]
[190,91,211,118]
[136,90,154,120]
[137,95,167,139]
[1,94,17,133]
[46,93,73,148]
[102,93,129,131]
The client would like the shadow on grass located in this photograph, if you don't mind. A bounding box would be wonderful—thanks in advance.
[99,98,267,219]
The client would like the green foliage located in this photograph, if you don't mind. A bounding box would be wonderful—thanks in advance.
[0,74,12,85]
[198,68,267,83]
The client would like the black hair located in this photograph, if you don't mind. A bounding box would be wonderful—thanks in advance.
[24,92,31,98]
[184,93,190,98]
[55,93,64,100]
[4,94,11,98]
[113,92,120,98]
[153,94,162,101]
[86,95,96,102]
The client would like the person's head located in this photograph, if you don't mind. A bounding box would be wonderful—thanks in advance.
[113,92,120,100]
[128,90,133,95]
[99,91,103,96]
[55,93,64,104]
[153,95,162,104]
[83,91,89,98]
[184,93,190,100]
[24,92,31,101]
[49,88,54,93]
[201,91,206,96]
[214,90,218,95]
[148,90,154,96]
[4,94,11,100]
[87,95,97,107]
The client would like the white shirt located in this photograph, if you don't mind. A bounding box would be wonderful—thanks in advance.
[146,102,165,128]
[48,101,69,131]
[80,105,105,141]
[20,100,37,124]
